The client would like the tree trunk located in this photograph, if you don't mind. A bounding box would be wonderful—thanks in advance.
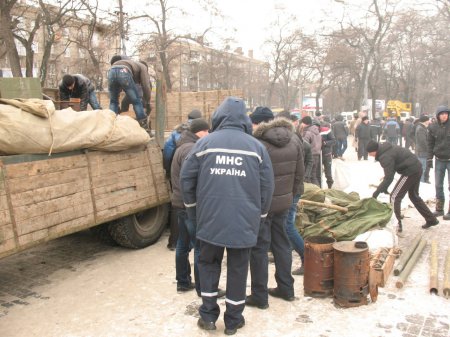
[0,1,23,77]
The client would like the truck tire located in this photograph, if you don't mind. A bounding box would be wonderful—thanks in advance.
[108,203,169,249]
[89,222,118,246]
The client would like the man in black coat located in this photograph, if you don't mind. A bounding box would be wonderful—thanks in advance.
[58,74,102,111]
[367,140,438,233]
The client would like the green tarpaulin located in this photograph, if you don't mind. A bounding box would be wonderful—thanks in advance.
[296,183,393,241]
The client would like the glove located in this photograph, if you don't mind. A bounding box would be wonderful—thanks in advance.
[426,159,433,169]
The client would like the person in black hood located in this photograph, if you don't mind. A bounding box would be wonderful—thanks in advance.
[367,140,439,233]
[427,105,450,220]
[180,97,274,335]
[246,109,304,309]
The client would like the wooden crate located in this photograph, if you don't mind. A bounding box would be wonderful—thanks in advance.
[370,248,396,287]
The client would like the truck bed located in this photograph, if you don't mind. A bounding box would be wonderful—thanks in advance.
[0,141,170,259]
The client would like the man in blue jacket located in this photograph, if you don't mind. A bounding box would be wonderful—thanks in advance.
[180,97,274,335]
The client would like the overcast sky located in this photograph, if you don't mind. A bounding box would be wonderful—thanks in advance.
[109,0,433,60]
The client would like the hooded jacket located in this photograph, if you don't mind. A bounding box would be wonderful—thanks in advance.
[253,118,305,212]
[427,109,450,160]
[373,142,422,197]
[111,59,152,106]
[58,74,94,111]
[300,124,322,155]
[331,120,348,140]
[180,97,274,249]
[170,130,199,209]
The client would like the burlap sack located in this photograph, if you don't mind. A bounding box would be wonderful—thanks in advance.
[0,99,150,155]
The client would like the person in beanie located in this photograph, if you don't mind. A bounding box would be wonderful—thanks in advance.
[367,140,439,233]
[171,119,210,294]
[163,109,203,250]
[427,105,450,220]
[249,106,274,124]
[415,115,431,183]
[246,108,304,309]
[58,74,102,111]
[181,97,274,335]
[299,115,322,186]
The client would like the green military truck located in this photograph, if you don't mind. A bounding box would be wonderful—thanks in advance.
[0,78,171,259]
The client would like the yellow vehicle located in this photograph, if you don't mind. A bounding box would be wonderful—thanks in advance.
[383,100,412,120]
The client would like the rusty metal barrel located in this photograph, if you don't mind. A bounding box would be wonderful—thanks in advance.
[304,236,336,297]
[333,241,370,307]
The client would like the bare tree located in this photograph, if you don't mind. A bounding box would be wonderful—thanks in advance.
[0,0,22,76]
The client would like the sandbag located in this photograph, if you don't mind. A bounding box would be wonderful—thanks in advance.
[0,99,150,154]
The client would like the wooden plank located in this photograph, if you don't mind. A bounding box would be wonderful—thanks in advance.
[88,153,148,177]
[0,209,11,227]
[10,180,90,207]
[4,155,87,179]
[96,196,160,223]
[0,224,15,242]
[47,214,95,237]
[93,178,155,198]
[16,200,94,235]
[95,189,155,212]
[7,167,89,194]
[13,191,92,222]
[87,148,145,166]
[0,194,8,210]
[0,238,16,255]
[91,166,151,188]
[17,228,49,246]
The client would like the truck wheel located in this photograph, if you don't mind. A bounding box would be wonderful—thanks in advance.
[108,203,169,249]
[89,222,118,246]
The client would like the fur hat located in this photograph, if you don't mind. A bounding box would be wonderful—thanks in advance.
[250,106,274,124]
[189,118,209,134]
[366,140,379,153]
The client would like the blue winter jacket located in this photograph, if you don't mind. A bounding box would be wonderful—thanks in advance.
[180,97,274,248]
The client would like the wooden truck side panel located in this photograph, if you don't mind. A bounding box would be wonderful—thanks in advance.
[0,142,170,259]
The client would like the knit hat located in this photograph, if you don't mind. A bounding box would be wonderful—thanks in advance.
[190,118,209,134]
[188,109,202,120]
[301,116,312,125]
[366,140,379,153]
[62,74,74,87]
[419,115,430,123]
[250,106,274,124]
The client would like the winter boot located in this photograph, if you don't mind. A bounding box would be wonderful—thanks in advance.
[138,117,148,130]
[444,201,450,220]
[432,199,445,217]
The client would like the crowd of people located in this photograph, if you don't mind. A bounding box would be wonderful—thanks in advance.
[162,98,449,335]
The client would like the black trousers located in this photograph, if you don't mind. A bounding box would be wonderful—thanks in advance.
[322,153,333,188]
[198,240,250,329]
[357,138,369,160]
[249,210,294,304]
[390,171,436,224]
[310,154,321,187]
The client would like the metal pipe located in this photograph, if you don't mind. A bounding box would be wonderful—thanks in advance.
[394,233,422,276]
[444,249,450,299]
[429,241,438,295]
[396,239,427,289]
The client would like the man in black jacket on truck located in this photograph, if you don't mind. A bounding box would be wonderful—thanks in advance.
[367,140,438,234]
[180,97,274,335]
[58,74,102,111]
